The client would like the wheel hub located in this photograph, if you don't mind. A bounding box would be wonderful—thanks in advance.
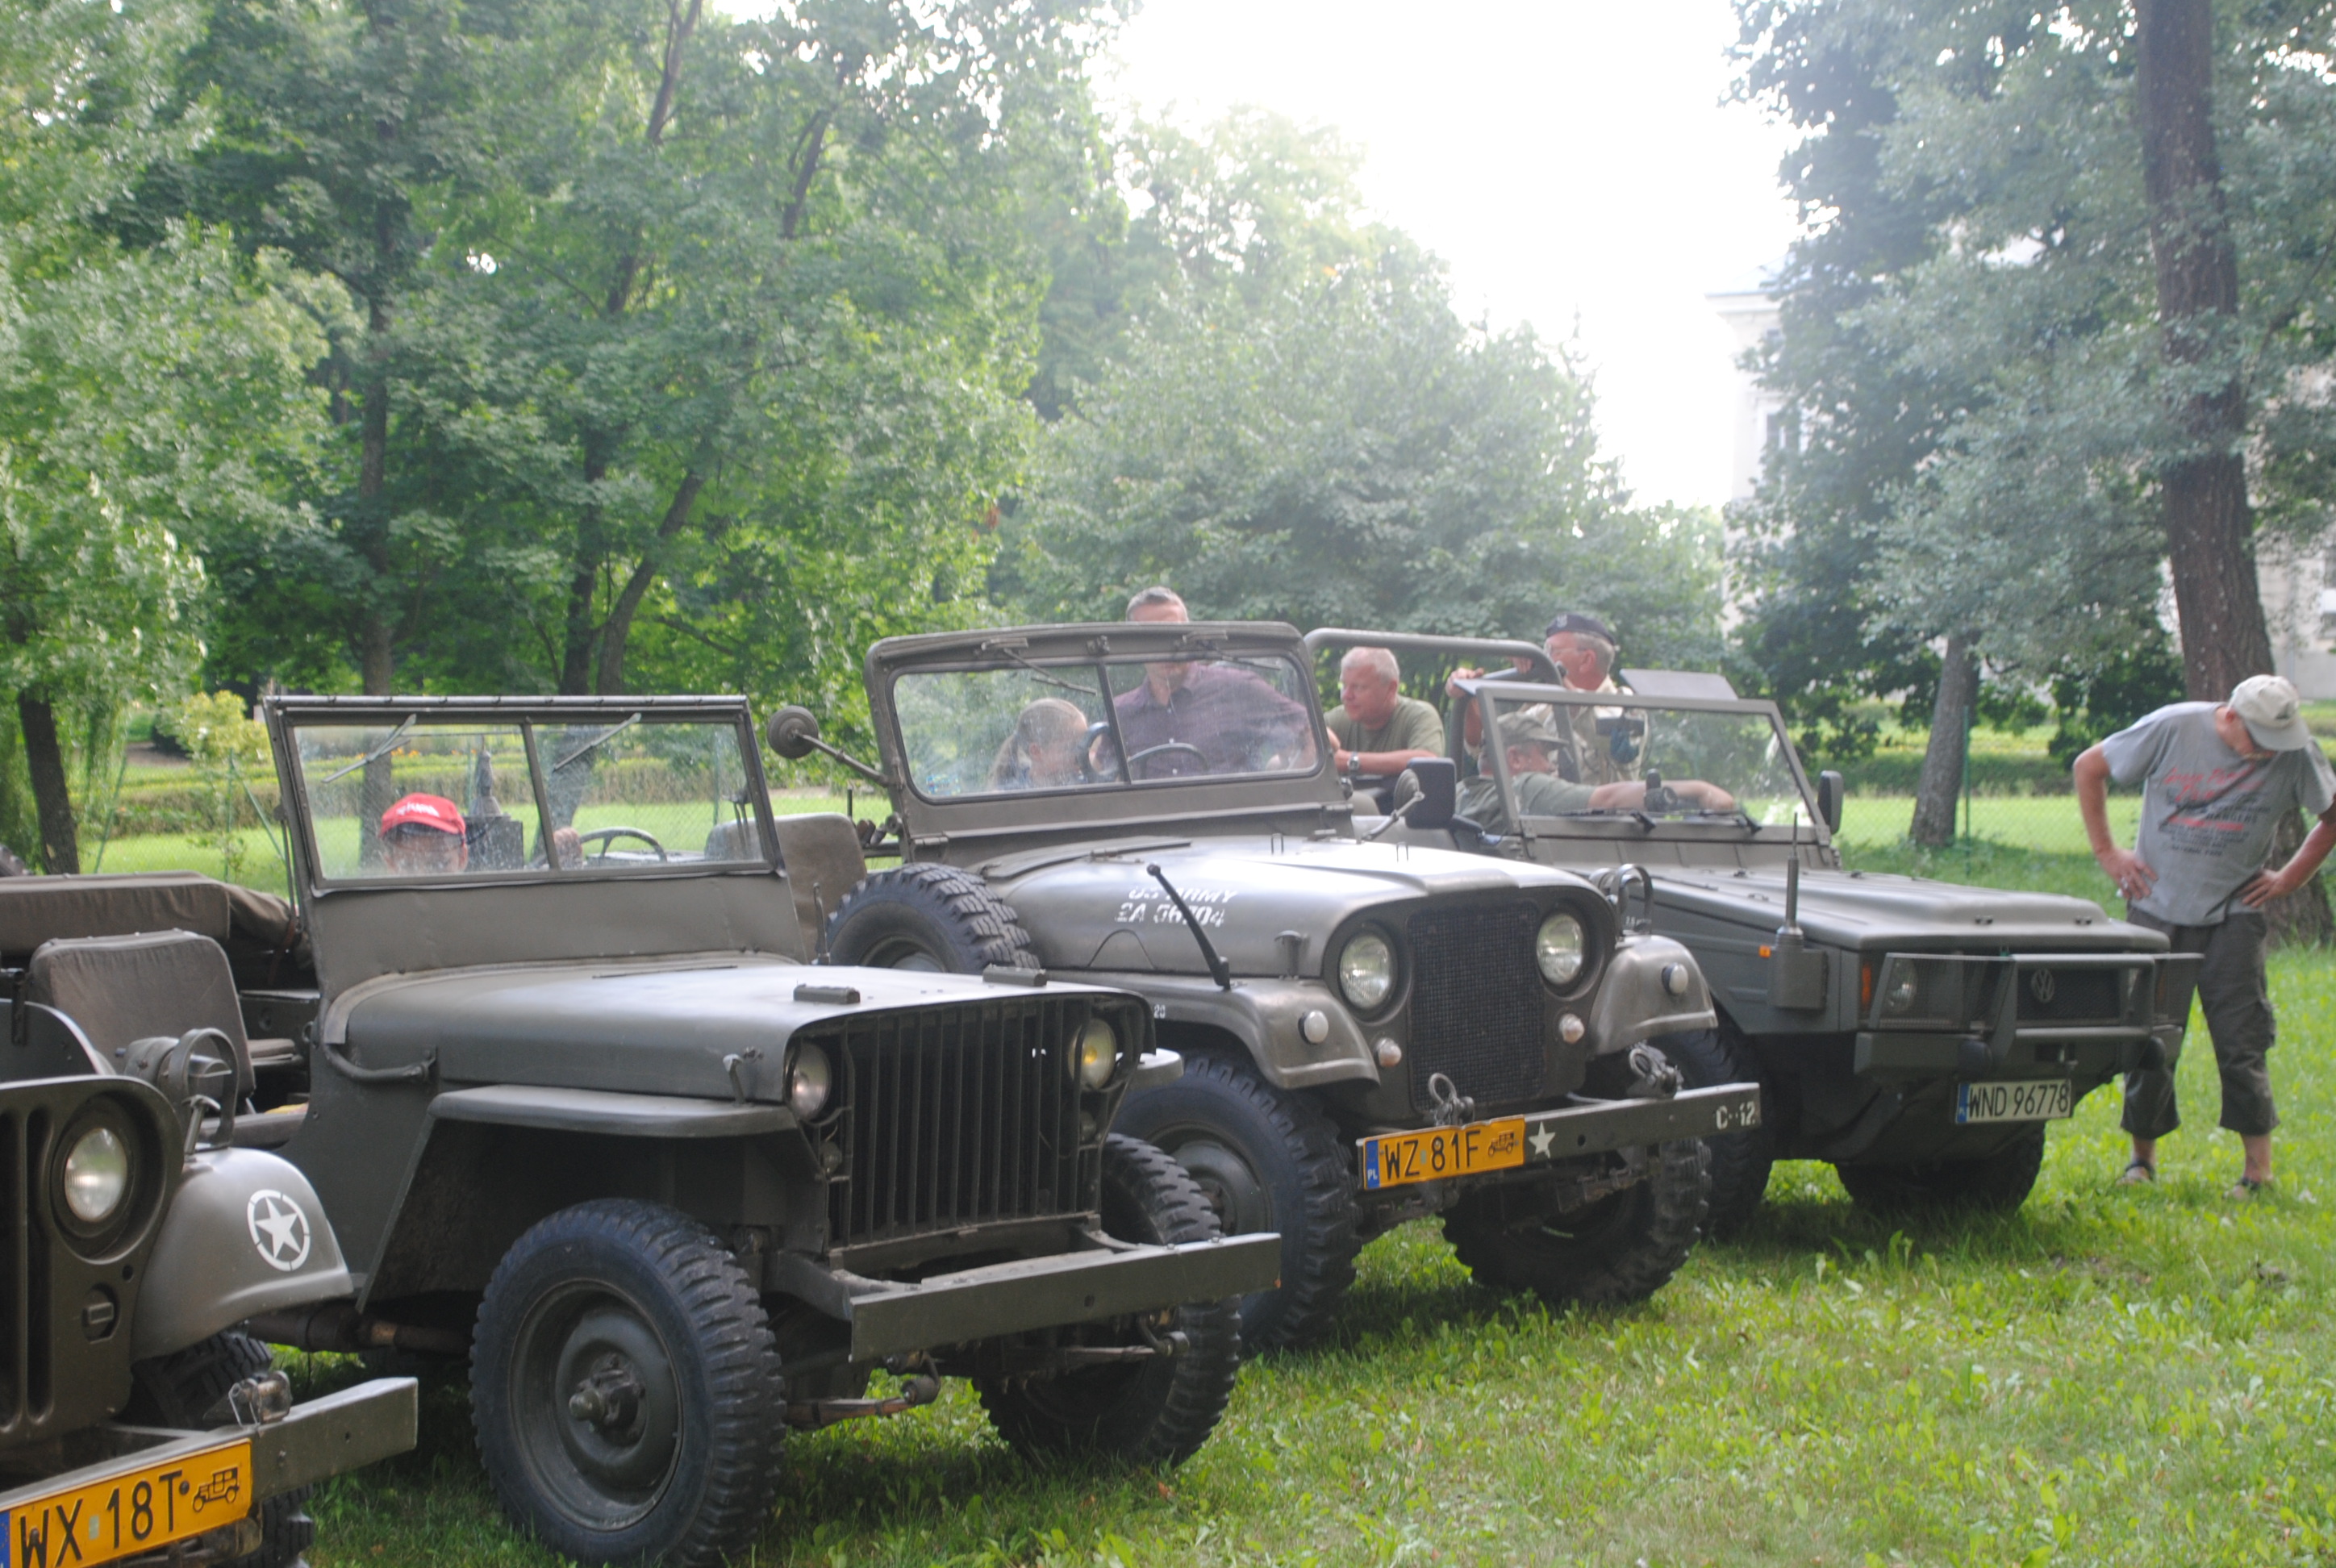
[1162,1135,1272,1237]
[513,1289,685,1528]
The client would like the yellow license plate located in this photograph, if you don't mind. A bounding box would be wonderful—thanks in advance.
[5,1438,252,1567]
[1360,1118,1528,1191]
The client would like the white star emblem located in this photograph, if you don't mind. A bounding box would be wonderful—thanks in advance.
[1529,1124,1555,1159]
[246,1189,313,1271]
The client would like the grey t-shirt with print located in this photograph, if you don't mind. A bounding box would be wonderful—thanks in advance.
[2101,701,2336,926]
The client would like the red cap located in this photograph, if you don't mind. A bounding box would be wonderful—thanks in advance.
[379,793,466,837]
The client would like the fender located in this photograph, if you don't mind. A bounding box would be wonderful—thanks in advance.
[135,1148,353,1360]
[1587,936,1717,1053]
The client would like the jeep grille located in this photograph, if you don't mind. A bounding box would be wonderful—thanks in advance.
[1405,901,1547,1109]
[811,999,1098,1249]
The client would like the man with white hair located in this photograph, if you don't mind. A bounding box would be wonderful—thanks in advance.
[2075,673,2336,1197]
[1324,646,1443,782]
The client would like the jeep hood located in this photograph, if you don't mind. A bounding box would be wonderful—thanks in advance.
[979,836,1597,978]
[1651,865,2168,953]
[332,957,1126,1101]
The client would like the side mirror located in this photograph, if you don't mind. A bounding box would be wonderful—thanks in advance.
[767,706,822,761]
[1816,769,1845,835]
[1399,757,1457,832]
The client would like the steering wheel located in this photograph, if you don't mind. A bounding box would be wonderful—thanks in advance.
[1124,741,1211,778]
[575,825,669,862]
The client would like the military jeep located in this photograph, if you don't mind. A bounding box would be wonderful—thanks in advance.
[1304,629,2200,1234]
[0,872,416,1568]
[156,693,1274,1568]
[782,621,1760,1353]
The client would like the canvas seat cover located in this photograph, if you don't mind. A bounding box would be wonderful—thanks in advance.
[26,930,257,1097]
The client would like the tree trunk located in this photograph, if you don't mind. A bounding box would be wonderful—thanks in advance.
[596,469,707,694]
[19,694,77,875]
[1910,636,1975,847]
[2134,0,2332,944]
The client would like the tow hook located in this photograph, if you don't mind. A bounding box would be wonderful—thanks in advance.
[202,1369,293,1427]
[1623,1042,1683,1101]
[1425,1072,1476,1127]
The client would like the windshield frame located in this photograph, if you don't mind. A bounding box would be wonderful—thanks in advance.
[265,694,781,895]
[1462,679,1827,844]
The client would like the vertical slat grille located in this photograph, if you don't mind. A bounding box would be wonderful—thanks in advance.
[822,1000,1092,1249]
[0,1107,19,1429]
[1406,901,1547,1108]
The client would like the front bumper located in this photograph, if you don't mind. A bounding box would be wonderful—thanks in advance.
[1852,950,2202,1083]
[1358,1082,1761,1193]
[782,1235,1284,1362]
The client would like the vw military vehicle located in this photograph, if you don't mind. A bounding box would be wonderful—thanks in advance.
[0,696,1279,1568]
[1305,629,2200,1234]
[0,871,417,1568]
[778,620,1760,1352]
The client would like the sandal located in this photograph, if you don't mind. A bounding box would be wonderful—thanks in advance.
[2116,1159,2156,1186]
[2227,1175,2267,1199]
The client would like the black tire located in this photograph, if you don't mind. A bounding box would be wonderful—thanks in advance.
[823,863,1041,973]
[1445,1138,1711,1307]
[472,1199,784,1568]
[1658,1024,1775,1238]
[127,1331,313,1568]
[977,1136,1243,1465]
[1111,1053,1358,1353]
[1834,1124,2046,1216]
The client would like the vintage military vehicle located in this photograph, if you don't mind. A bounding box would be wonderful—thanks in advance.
[6,695,1276,1568]
[0,872,415,1568]
[1304,629,2201,1234]
[778,620,1760,1353]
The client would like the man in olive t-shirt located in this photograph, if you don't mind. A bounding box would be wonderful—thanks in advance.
[1324,647,1444,780]
[2075,673,2336,1197]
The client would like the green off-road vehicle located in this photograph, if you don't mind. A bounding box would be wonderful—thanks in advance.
[6,695,1278,1568]
[1305,629,2201,1234]
[0,871,415,1568]
[778,620,1760,1353]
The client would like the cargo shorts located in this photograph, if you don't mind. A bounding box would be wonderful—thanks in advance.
[2120,907,2278,1140]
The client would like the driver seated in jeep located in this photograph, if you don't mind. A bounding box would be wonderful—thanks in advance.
[1458,712,1734,836]
[1114,586,1315,778]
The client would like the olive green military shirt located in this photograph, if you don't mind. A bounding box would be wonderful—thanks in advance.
[1325,694,1444,758]
[1456,769,1596,835]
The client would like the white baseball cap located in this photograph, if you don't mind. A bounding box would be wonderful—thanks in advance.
[2230,673,2313,752]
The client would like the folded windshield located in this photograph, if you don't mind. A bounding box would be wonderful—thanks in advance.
[892,652,1321,801]
[1473,690,1815,829]
[287,715,767,882]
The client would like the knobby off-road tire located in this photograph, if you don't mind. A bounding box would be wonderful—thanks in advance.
[1657,1024,1775,1238]
[472,1199,785,1568]
[1111,1053,1359,1353]
[1445,1138,1712,1308]
[127,1331,313,1568]
[822,864,1041,973]
[1834,1124,2046,1216]
[978,1136,1243,1465]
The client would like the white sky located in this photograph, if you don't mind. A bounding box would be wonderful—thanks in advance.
[1095,0,1805,510]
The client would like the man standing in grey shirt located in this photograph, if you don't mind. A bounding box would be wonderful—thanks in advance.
[2074,674,2336,1196]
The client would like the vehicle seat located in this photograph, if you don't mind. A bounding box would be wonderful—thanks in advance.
[769,814,868,951]
[25,931,262,1098]
[469,815,527,871]
[702,818,766,862]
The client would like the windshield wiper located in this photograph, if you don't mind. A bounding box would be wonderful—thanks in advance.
[554,713,642,771]
[318,715,416,785]
[979,640,1103,699]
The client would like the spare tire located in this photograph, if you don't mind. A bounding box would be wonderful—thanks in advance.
[823,863,1041,973]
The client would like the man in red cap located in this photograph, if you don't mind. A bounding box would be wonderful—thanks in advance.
[379,793,469,875]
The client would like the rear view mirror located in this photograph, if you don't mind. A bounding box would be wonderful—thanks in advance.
[1816,769,1845,835]
[767,705,821,760]
[1399,758,1457,832]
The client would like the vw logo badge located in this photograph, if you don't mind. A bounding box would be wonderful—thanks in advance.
[2029,968,2056,1006]
[247,1189,313,1272]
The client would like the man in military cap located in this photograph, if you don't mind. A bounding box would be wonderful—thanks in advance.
[1537,611,1633,786]
[1458,711,1733,836]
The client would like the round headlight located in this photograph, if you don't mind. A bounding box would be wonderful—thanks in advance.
[1073,1017,1118,1090]
[1337,931,1396,1011]
[1883,975,1918,1015]
[63,1126,130,1225]
[1536,912,1587,986]
[786,1044,832,1119]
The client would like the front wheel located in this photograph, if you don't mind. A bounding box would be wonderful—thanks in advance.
[1834,1124,2046,1216]
[1445,1138,1711,1307]
[1657,1024,1775,1238]
[472,1199,784,1568]
[127,1332,313,1568]
[978,1136,1243,1465]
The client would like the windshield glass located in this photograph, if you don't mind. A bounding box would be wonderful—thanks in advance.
[288,715,766,882]
[1475,689,1814,828]
[893,652,1320,800]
